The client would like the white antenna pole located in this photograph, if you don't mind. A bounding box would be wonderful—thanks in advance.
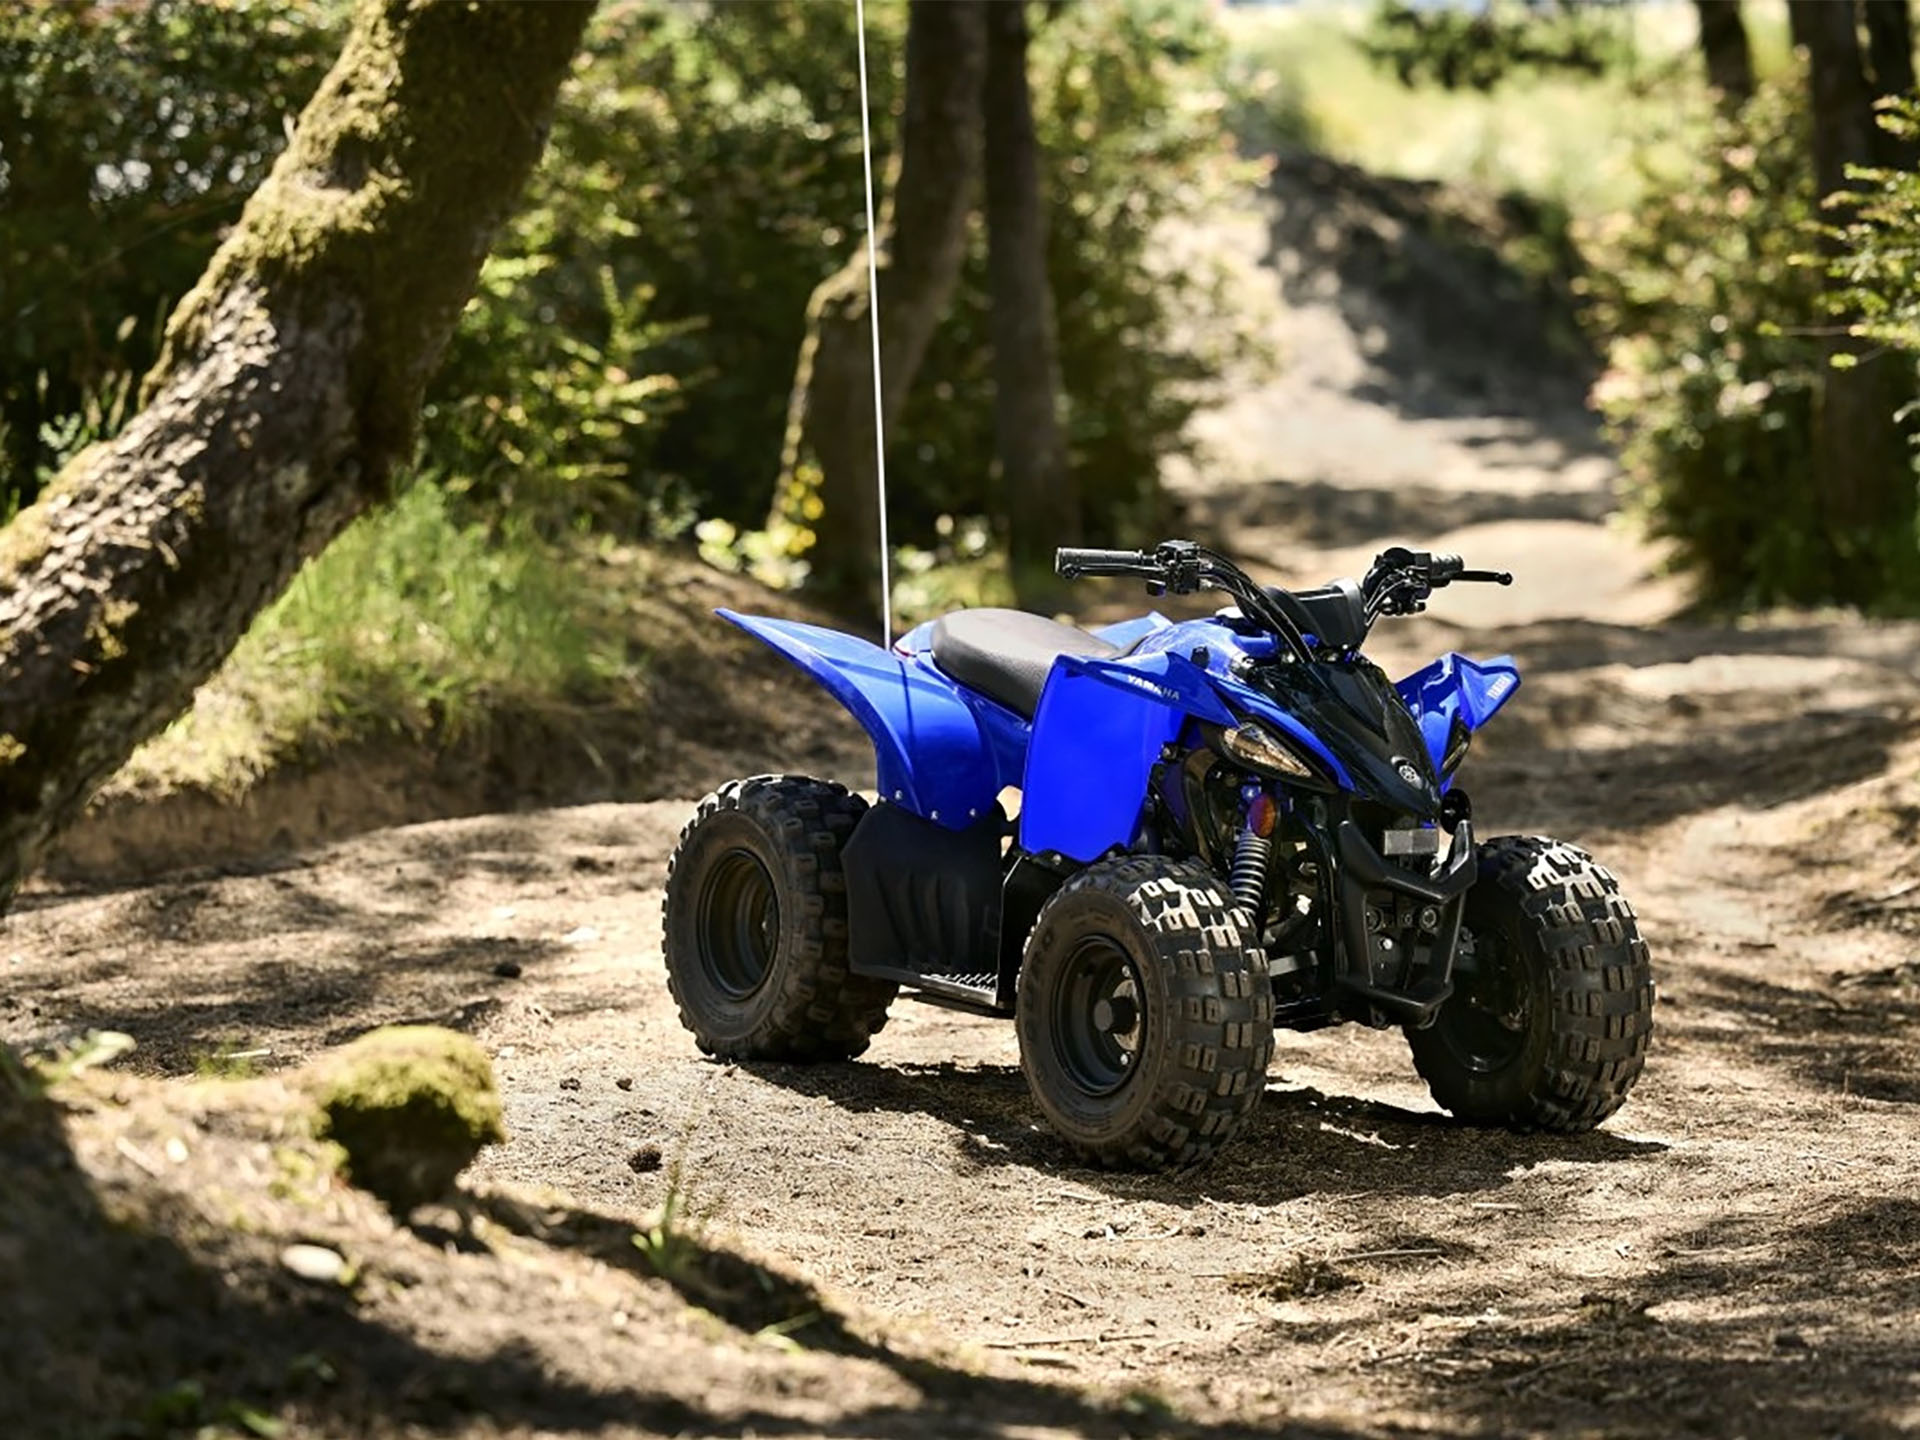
[854,0,892,645]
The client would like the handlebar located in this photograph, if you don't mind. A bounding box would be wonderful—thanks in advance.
[1054,547,1152,579]
[1054,539,1513,655]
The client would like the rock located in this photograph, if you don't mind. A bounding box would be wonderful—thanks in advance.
[306,1026,506,1215]
[615,1076,634,1091]
[629,1142,664,1174]
[491,958,523,979]
[559,1076,581,1091]
[280,1243,347,1284]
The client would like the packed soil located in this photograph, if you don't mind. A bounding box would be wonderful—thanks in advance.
[7,159,1920,1440]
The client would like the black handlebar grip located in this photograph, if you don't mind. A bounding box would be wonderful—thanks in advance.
[1055,546,1148,577]
[1430,552,1465,580]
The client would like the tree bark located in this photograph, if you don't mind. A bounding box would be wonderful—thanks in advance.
[1693,0,1755,111]
[983,0,1075,595]
[1865,1,1919,168]
[1791,0,1915,602]
[776,0,986,619]
[0,0,592,909]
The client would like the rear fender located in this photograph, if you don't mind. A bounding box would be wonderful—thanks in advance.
[1395,652,1521,776]
[719,610,1025,828]
[1020,650,1233,862]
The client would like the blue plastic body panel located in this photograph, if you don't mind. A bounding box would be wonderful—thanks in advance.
[1124,619,1354,787]
[1089,610,1173,649]
[1394,652,1521,777]
[1020,648,1230,861]
[724,605,1520,850]
[719,610,1024,827]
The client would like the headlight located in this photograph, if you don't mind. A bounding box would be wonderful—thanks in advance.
[1212,720,1319,782]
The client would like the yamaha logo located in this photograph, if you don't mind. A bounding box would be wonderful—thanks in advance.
[1395,759,1422,786]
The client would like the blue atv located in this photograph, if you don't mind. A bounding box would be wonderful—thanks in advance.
[663,540,1654,1169]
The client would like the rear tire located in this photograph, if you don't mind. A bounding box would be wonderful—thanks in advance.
[1408,835,1653,1131]
[663,776,895,1061]
[1016,857,1274,1170]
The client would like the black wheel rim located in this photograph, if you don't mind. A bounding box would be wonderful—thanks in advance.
[1049,935,1146,1098]
[1434,927,1532,1074]
[696,848,780,1000]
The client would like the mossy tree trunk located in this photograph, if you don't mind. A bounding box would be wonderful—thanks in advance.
[0,0,592,910]
[776,0,986,621]
[1790,0,1917,604]
[1692,0,1754,111]
[984,0,1076,600]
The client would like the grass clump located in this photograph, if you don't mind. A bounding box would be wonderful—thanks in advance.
[308,1025,506,1215]
[115,483,644,798]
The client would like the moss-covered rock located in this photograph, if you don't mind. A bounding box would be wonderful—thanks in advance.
[307,1026,505,1214]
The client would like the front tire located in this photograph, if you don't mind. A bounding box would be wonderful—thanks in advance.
[1016,857,1274,1170]
[662,776,895,1061]
[1409,835,1653,1131]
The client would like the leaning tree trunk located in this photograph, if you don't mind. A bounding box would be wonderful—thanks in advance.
[1693,0,1755,111]
[983,0,1075,597]
[775,0,986,619]
[0,0,592,909]
[1791,0,1916,604]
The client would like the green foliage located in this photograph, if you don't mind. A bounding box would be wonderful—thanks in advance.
[237,482,634,745]
[1831,98,1920,356]
[0,0,345,506]
[1581,81,1830,608]
[1220,4,1704,224]
[125,483,641,798]
[517,0,893,527]
[895,0,1262,549]
[1362,0,1635,94]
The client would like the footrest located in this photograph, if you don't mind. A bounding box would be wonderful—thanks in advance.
[894,969,1008,1014]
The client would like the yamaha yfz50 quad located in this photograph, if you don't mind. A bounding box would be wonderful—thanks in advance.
[663,540,1654,1169]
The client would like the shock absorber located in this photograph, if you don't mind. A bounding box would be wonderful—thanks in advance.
[1228,827,1272,920]
[1227,784,1277,921]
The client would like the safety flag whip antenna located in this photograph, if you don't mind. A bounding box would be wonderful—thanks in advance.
[854,0,892,644]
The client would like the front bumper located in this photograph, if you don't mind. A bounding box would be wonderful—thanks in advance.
[1330,818,1476,1026]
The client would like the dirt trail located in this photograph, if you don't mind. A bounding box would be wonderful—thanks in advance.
[9,165,1920,1439]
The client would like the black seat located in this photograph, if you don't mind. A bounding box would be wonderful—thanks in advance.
[930,608,1122,718]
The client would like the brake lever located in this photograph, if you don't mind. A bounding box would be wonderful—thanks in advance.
[1455,569,1514,585]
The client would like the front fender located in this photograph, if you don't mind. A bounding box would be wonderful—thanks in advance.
[1395,652,1521,776]
[719,610,1022,827]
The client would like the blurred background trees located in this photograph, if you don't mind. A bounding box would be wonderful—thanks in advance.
[14,0,1920,796]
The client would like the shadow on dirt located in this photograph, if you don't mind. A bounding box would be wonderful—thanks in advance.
[1178,476,1616,550]
[1671,961,1920,1105]
[0,1065,1357,1440]
[0,921,564,1076]
[1473,706,1909,843]
[0,1077,648,1440]
[1263,148,1598,427]
[743,1060,1665,1205]
[1399,1196,1920,1438]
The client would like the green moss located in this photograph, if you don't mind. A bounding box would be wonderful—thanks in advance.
[308,1025,505,1214]
[146,0,595,477]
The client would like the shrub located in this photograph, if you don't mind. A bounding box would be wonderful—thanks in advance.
[1581,80,1831,608]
